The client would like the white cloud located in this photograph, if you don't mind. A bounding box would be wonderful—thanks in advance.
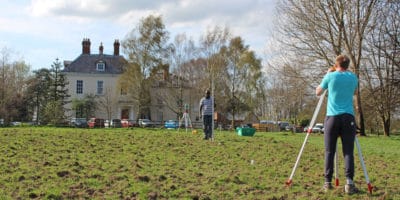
[27,0,276,34]
[1,0,278,70]
[29,0,170,19]
[30,0,107,18]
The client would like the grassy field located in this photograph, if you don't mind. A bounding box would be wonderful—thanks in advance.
[0,127,399,199]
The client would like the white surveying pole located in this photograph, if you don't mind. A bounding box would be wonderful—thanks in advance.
[211,81,215,141]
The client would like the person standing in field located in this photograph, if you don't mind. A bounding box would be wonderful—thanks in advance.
[199,89,214,140]
[316,55,359,194]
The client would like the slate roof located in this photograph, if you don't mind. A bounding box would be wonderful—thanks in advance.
[62,54,126,74]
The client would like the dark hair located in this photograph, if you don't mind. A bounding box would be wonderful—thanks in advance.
[336,55,350,69]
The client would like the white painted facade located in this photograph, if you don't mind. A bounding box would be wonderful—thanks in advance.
[63,72,136,121]
[62,38,199,124]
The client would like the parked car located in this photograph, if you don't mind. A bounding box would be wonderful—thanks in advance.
[104,120,110,128]
[303,123,324,133]
[88,118,105,128]
[312,123,324,133]
[164,120,178,129]
[11,121,22,126]
[285,124,294,131]
[110,119,122,128]
[121,119,136,128]
[260,120,276,124]
[138,119,154,127]
[70,118,88,128]
[278,121,290,131]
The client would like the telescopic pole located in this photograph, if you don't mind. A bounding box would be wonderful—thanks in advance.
[286,90,327,186]
[335,149,339,187]
[211,76,215,141]
[355,137,373,194]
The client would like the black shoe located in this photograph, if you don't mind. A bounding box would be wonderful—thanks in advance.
[345,184,359,195]
[323,182,334,193]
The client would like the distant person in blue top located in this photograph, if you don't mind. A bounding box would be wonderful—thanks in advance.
[316,55,359,194]
[199,89,215,140]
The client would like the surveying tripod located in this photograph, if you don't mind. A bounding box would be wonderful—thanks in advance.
[178,104,192,133]
[285,90,373,194]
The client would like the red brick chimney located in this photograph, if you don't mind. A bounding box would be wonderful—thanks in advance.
[99,42,104,54]
[113,39,120,56]
[82,38,91,54]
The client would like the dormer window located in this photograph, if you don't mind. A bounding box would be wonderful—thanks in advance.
[96,62,105,71]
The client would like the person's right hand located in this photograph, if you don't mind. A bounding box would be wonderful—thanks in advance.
[327,66,336,73]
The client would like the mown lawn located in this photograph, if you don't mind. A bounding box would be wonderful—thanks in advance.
[0,127,399,199]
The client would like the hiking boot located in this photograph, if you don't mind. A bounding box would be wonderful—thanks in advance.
[345,184,359,194]
[323,182,333,192]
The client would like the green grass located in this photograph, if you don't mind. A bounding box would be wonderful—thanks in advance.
[0,127,399,199]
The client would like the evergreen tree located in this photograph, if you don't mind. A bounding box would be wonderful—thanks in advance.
[25,59,70,125]
[25,68,51,125]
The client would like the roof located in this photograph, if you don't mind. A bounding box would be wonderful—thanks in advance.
[62,54,126,74]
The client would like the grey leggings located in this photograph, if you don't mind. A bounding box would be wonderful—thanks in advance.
[324,114,356,182]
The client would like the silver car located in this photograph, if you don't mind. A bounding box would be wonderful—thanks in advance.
[312,123,324,133]
[138,119,154,127]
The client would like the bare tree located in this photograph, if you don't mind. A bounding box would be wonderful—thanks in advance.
[199,25,230,93]
[178,58,209,122]
[0,47,31,124]
[275,0,378,135]
[157,33,199,119]
[362,1,400,136]
[263,59,313,125]
[220,36,263,128]
[97,87,117,122]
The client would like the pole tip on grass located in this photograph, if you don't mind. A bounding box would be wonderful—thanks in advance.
[285,179,292,186]
[368,183,373,194]
[335,179,339,187]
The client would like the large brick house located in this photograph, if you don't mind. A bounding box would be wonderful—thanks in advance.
[62,38,199,124]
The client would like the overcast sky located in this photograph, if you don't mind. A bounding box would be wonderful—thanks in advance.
[0,0,277,71]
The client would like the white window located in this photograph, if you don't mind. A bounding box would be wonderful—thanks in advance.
[76,80,83,94]
[97,81,104,95]
[96,62,105,71]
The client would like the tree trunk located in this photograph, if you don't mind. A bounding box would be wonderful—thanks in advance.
[383,115,390,137]
[355,88,366,136]
[231,101,235,131]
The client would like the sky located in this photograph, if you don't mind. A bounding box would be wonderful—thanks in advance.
[0,0,277,71]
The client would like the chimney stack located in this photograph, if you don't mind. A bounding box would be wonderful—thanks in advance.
[81,38,91,54]
[113,39,120,56]
[99,42,104,54]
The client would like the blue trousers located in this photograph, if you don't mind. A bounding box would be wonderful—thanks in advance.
[203,115,212,139]
[324,114,356,183]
